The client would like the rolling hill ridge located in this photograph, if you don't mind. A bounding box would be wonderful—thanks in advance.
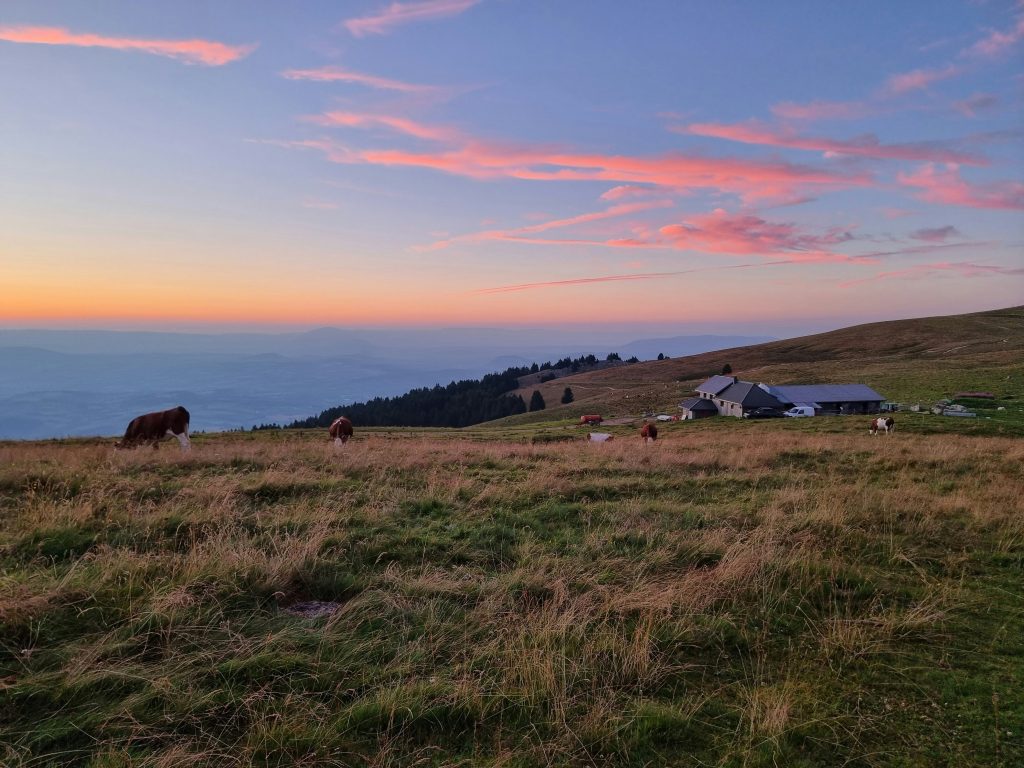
[506,306,1024,421]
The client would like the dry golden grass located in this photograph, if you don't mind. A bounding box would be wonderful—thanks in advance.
[1,426,1022,766]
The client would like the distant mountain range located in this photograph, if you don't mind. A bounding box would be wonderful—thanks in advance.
[0,327,772,439]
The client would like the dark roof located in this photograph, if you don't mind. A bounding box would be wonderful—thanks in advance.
[716,382,785,408]
[679,396,717,411]
[769,384,885,404]
[696,375,736,395]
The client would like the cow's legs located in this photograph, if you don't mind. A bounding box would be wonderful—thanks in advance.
[170,429,191,452]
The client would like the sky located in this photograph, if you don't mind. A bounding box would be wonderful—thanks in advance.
[1,0,1022,335]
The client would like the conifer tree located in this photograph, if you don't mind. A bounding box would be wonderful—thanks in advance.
[529,390,546,411]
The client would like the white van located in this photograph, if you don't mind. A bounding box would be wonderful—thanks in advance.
[783,406,816,418]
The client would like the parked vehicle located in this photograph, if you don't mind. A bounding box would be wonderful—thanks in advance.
[783,406,816,418]
[743,407,783,419]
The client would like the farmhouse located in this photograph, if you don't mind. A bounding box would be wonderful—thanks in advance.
[686,375,786,418]
[684,376,886,418]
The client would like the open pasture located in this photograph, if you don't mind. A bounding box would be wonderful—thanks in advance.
[1,426,1022,766]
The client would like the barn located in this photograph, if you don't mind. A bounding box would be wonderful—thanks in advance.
[766,384,885,415]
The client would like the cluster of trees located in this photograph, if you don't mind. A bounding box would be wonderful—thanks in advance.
[278,351,640,431]
[287,365,536,429]
[531,353,598,373]
[530,351,630,373]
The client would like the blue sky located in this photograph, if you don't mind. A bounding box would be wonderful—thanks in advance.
[1,1,1022,334]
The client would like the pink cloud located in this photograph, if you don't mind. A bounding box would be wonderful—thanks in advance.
[345,0,480,37]
[421,200,674,251]
[910,225,962,242]
[0,25,255,66]
[600,184,660,200]
[953,93,999,117]
[842,261,1024,286]
[685,121,985,165]
[286,128,869,203]
[883,65,960,95]
[658,208,856,261]
[281,66,434,93]
[963,15,1024,58]
[898,163,1024,210]
[770,100,869,121]
[308,111,459,141]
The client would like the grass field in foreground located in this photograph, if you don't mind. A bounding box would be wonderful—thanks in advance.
[1,426,1022,767]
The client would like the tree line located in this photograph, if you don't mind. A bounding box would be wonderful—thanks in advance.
[276,352,630,430]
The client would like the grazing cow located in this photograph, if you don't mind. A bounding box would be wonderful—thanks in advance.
[587,432,614,442]
[869,416,895,435]
[116,406,190,451]
[640,421,658,443]
[329,416,353,445]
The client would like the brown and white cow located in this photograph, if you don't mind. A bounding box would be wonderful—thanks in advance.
[640,421,658,443]
[869,416,895,435]
[116,406,191,451]
[329,416,353,446]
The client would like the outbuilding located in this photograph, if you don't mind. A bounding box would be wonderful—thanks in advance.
[766,384,885,415]
[679,396,718,420]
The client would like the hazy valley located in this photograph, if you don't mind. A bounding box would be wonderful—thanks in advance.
[0,328,771,439]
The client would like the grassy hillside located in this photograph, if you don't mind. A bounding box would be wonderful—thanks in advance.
[509,306,1024,423]
[2,425,1023,766]
[3,307,1024,766]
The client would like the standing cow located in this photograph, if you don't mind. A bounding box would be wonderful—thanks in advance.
[869,416,895,435]
[116,406,191,452]
[640,420,658,444]
[329,416,354,446]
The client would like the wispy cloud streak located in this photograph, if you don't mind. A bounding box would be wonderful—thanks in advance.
[0,25,255,65]
[308,111,459,141]
[473,260,799,294]
[953,93,999,117]
[910,225,961,243]
[963,14,1024,58]
[883,65,960,95]
[282,66,435,93]
[685,121,985,165]
[345,0,480,37]
[842,261,1024,286]
[771,100,869,121]
[421,200,673,251]
[277,121,870,202]
[658,208,856,261]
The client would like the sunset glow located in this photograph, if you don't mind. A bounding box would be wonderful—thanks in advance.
[2,1,1022,332]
